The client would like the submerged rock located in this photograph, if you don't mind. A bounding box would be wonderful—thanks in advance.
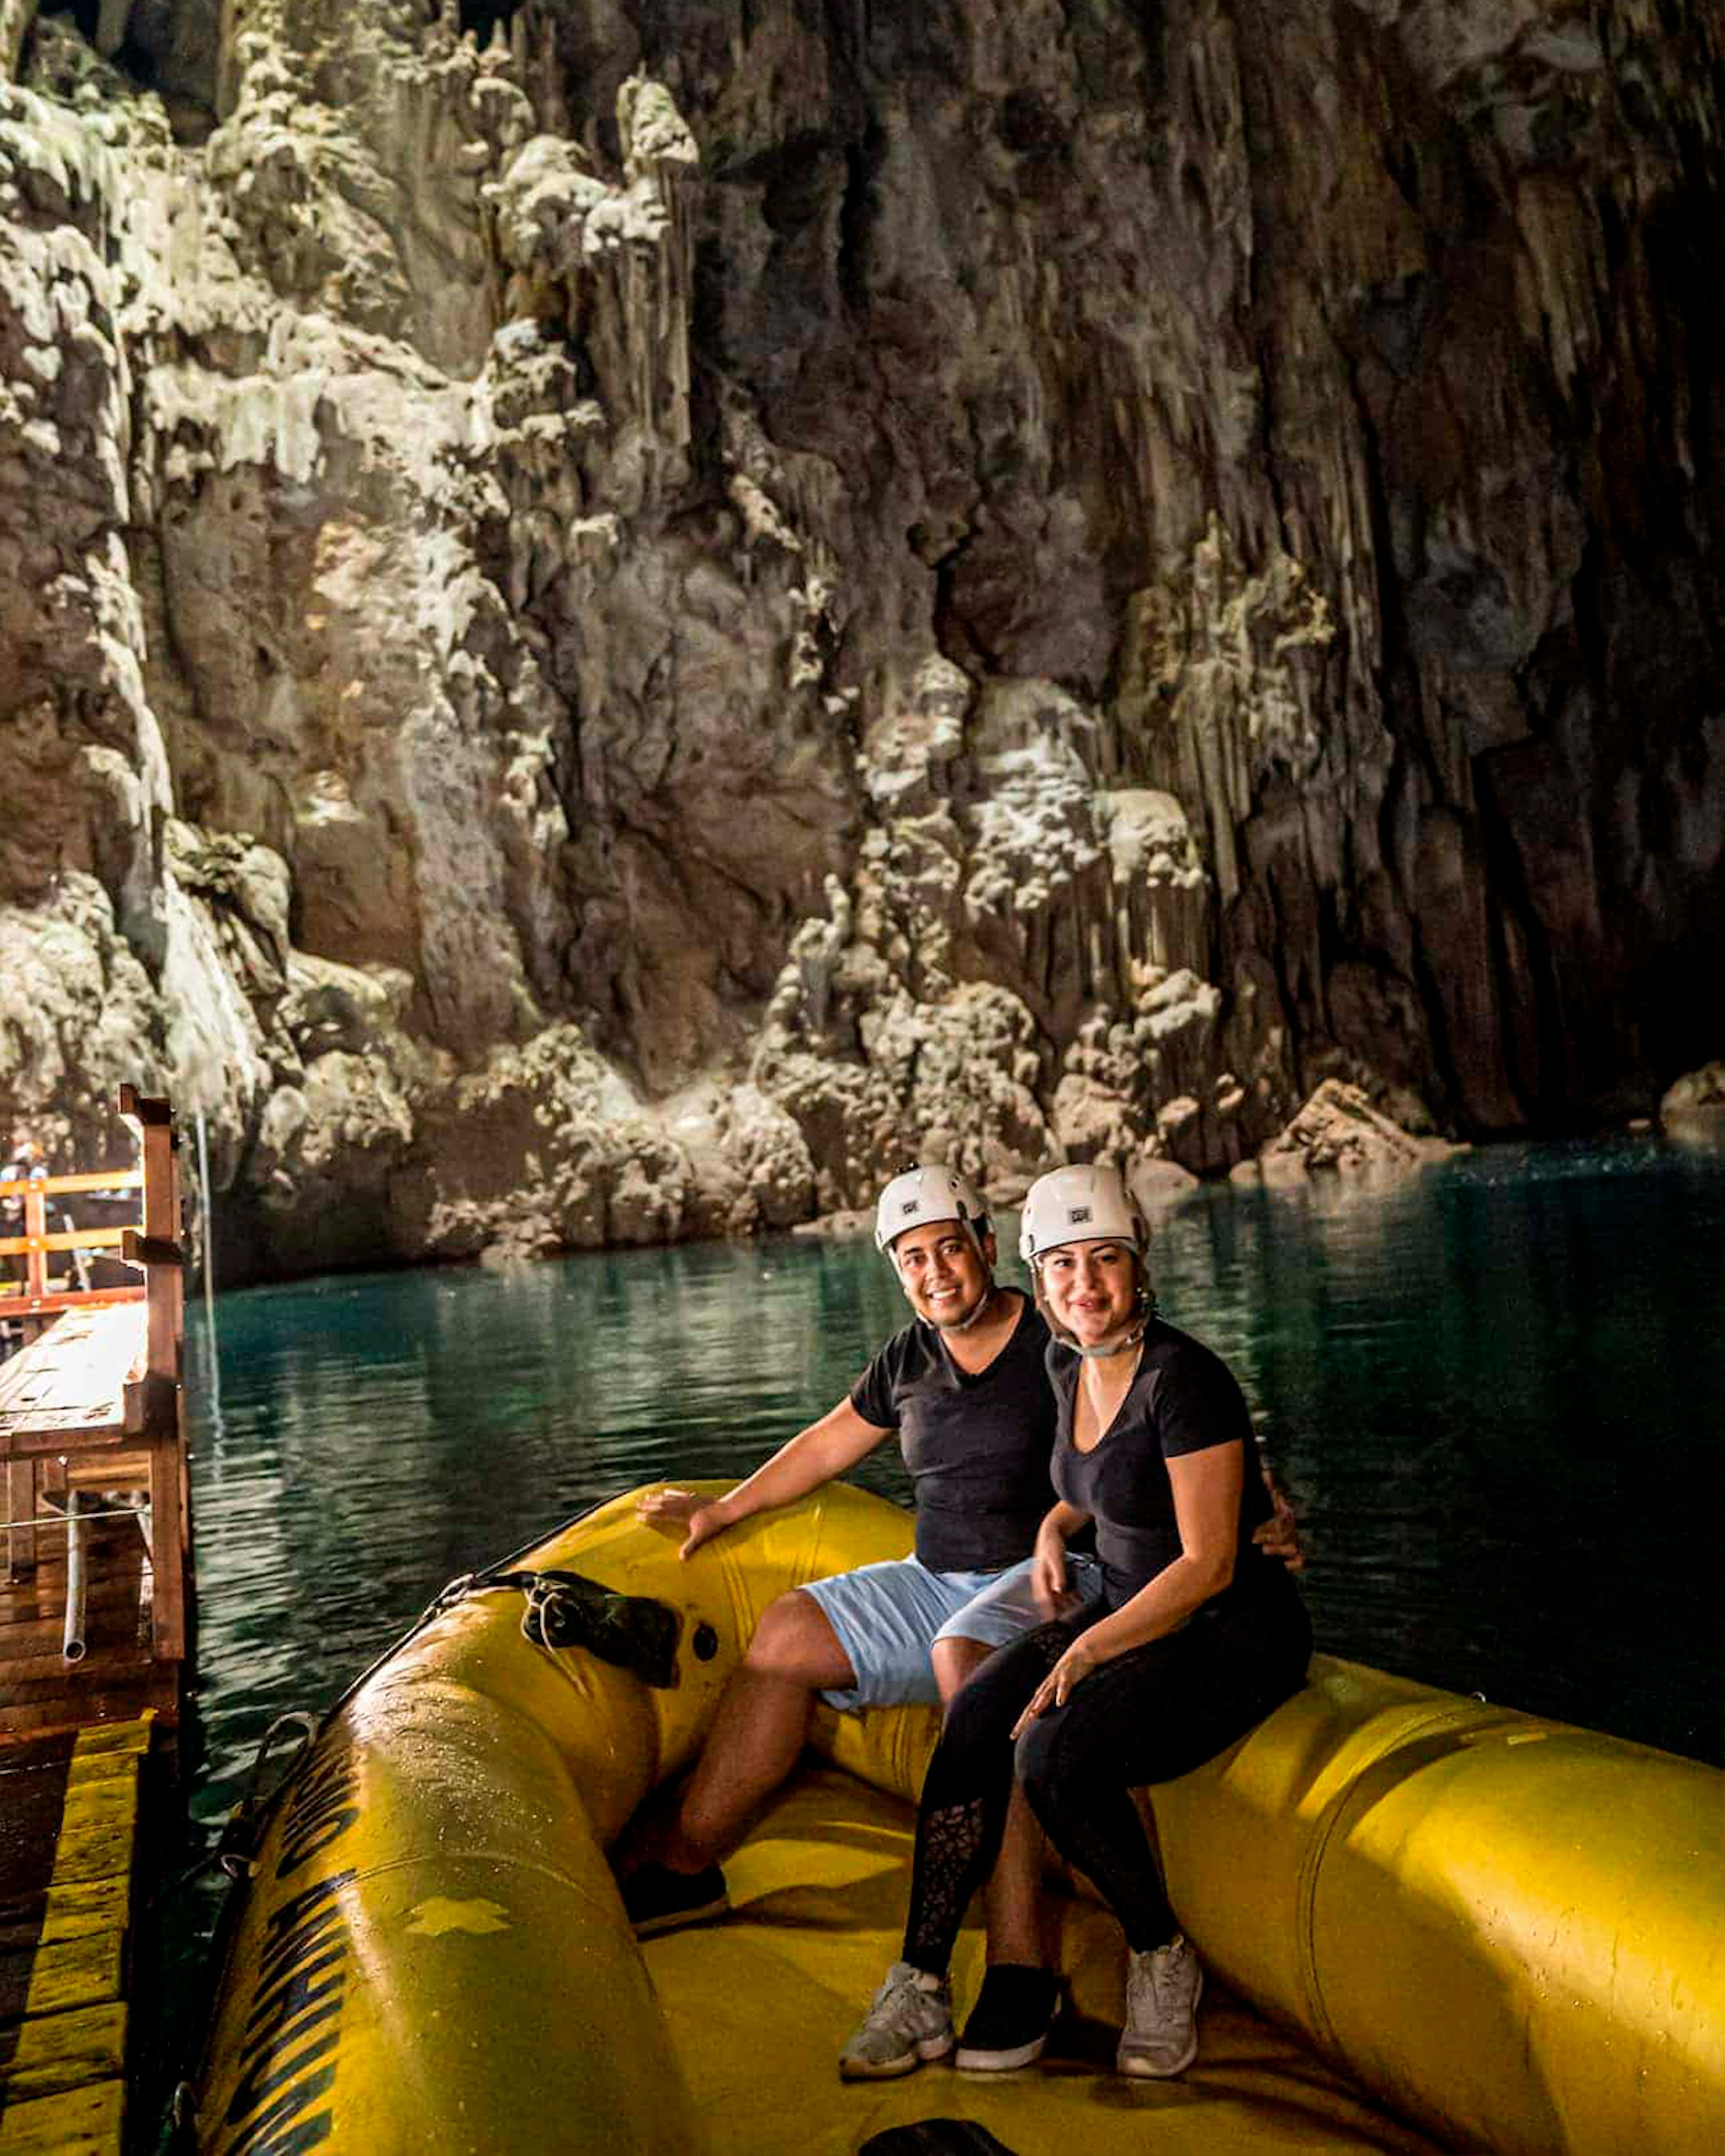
[1660,1064,1725,1151]
[1128,1155,1203,1214]
[790,1207,874,1243]
[1236,1080,1462,1187]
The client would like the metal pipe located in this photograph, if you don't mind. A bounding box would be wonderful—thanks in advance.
[6,1502,142,1531]
[196,1109,217,1318]
[197,1109,224,1431]
[63,1489,88,1663]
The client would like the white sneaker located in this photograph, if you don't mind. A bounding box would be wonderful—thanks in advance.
[1117,1934,1204,2077]
[839,1961,955,2080]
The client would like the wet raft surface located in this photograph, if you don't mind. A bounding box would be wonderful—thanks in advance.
[643,1765,1444,2156]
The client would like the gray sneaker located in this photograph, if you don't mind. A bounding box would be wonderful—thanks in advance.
[1117,1934,1204,2077]
[839,1961,955,2080]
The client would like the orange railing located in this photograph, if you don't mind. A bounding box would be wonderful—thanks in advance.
[1,1089,189,1660]
[0,1164,146,1326]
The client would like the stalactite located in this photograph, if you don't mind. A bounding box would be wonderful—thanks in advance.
[3,0,1718,1264]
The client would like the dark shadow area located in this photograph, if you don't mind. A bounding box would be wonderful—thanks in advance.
[27,2,220,141]
[459,2,521,44]
[39,0,102,40]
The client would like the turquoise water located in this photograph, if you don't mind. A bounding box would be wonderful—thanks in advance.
[141,1137,1721,2108]
[181,1134,1721,1825]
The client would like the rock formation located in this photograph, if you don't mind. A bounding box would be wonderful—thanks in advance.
[1,3,1719,1276]
[1234,1078,1460,1187]
[1660,1061,1725,1150]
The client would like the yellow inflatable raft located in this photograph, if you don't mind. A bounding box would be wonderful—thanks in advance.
[196,1483,1725,2156]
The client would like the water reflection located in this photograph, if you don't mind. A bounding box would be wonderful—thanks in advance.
[1147,1144,1722,1759]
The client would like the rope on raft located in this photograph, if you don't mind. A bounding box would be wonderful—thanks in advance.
[422,1564,685,1688]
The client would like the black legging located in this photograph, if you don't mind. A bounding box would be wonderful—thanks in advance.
[903,1584,1310,1967]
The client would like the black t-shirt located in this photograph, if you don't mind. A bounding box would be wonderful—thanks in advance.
[1049,1320,1278,1610]
[850,1291,1057,1573]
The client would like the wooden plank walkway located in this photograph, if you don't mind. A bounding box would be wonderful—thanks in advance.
[0,1091,194,2147]
[0,1715,154,2155]
[0,1299,182,1730]
[0,1501,174,1743]
[0,1307,148,1449]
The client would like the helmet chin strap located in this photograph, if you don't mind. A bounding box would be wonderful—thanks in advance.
[942,1281,995,1332]
[1071,1319,1146,1360]
[1036,1268,1153,1359]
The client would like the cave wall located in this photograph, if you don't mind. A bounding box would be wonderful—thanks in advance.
[1,0,1719,1274]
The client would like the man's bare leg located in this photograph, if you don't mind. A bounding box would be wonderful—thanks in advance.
[931,1637,1047,1969]
[644,1587,856,1874]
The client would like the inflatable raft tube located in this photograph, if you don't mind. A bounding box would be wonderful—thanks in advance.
[195,1483,1725,2156]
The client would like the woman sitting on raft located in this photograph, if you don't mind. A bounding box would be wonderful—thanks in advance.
[840,1162,1313,2082]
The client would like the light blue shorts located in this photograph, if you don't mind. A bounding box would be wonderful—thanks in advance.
[802,1550,1104,1712]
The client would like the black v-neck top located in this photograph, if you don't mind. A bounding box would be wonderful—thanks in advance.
[850,1291,1057,1571]
[1049,1320,1277,1609]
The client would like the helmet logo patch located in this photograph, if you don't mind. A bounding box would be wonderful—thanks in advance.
[1068,1205,1092,1224]
[901,1200,919,1215]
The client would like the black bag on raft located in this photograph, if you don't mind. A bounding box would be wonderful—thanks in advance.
[490,1567,683,1688]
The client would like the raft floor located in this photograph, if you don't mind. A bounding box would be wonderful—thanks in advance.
[644,1765,1446,2156]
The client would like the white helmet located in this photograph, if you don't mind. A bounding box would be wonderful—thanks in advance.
[1019,1163,1147,1266]
[874,1165,990,1257]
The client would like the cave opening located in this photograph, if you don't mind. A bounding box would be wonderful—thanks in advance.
[44,0,100,37]
[27,4,221,139]
[459,3,521,44]
[36,0,102,40]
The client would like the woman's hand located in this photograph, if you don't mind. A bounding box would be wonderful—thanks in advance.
[1030,1523,1075,1621]
[637,1487,733,1560]
[1253,1473,1305,1572]
[1011,1635,1103,1735]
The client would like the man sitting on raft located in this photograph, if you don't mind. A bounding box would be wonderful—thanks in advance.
[623,1163,1099,2067]
[838,1163,1313,2082]
[624,1160,1303,2072]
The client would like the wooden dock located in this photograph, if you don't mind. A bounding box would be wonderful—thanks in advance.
[0,1717,153,2154]
[0,1300,186,1733]
[0,1092,194,2153]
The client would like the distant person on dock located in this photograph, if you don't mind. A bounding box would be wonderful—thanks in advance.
[1,1136,90,1296]
[0,1139,34,1343]
[838,1164,1312,2085]
[622,1161,1300,2074]
[1,1136,44,1230]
